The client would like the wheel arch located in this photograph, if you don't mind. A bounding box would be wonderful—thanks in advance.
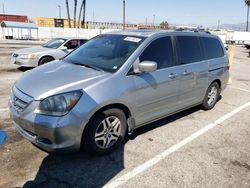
[38,55,55,65]
[80,102,133,150]
[210,79,221,89]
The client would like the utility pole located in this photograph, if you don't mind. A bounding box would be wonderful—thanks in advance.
[2,0,5,15]
[58,5,61,19]
[153,14,155,27]
[123,0,125,30]
[217,20,220,30]
[247,5,249,31]
[92,11,95,29]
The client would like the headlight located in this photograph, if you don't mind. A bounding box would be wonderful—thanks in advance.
[19,53,36,59]
[35,91,82,116]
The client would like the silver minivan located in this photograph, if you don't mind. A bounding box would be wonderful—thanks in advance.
[9,30,229,155]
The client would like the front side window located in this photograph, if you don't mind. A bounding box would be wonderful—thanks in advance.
[201,37,224,59]
[64,35,145,73]
[64,40,79,49]
[42,38,66,49]
[176,36,203,64]
[140,37,175,69]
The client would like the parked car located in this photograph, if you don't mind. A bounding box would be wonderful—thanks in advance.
[245,41,250,49]
[11,38,88,67]
[9,30,229,155]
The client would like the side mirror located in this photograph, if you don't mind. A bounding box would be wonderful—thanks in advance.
[137,61,157,73]
[61,46,68,50]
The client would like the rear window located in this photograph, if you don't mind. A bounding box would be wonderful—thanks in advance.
[176,36,203,64]
[202,37,224,59]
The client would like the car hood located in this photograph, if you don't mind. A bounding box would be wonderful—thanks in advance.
[14,46,52,54]
[15,60,110,100]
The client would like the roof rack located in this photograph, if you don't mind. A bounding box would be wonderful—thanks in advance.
[175,28,211,34]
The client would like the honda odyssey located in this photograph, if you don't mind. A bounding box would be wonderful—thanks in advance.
[9,30,229,155]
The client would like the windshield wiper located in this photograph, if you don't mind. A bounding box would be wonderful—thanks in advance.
[73,63,105,72]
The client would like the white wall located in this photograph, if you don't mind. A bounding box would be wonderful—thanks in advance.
[37,27,119,40]
[232,31,250,42]
[211,30,250,44]
[0,27,3,39]
[1,26,250,43]
[0,27,120,40]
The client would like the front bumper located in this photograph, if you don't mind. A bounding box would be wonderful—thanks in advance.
[11,56,38,67]
[13,119,84,153]
[8,87,88,153]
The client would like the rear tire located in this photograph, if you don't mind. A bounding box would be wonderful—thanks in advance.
[82,108,127,156]
[201,82,220,110]
[38,57,54,66]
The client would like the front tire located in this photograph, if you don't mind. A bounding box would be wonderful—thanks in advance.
[38,57,54,66]
[201,82,220,110]
[82,108,127,155]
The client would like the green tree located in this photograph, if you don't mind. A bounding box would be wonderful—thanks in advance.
[159,21,169,30]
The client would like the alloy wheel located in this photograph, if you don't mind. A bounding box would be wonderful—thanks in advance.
[207,86,218,106]
[94,116,121,149]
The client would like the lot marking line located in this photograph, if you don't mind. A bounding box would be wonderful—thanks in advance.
[0,108,9,112]
[228,85,250,93]
[104,102,250,188]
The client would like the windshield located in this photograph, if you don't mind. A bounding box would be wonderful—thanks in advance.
[43,38,67,49]
[64,34,145,73]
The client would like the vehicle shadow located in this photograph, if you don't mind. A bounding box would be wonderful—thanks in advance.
[129,105,201,140]
[23,146,125,188]
[23,98,222,187]
[17,67,34,72]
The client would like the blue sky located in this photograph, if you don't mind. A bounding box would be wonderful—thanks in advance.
[1,0,249,27]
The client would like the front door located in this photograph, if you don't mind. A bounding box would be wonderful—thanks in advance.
[133,36,182,126]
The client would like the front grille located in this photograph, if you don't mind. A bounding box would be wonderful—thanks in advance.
[13,53,18,58]
[10,93,28,113]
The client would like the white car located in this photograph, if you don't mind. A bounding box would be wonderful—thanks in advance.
[11,38,88,67]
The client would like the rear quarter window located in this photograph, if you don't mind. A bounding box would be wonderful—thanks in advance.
[201,37,224,59]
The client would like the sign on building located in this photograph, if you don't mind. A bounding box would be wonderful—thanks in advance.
[54,19,64,28]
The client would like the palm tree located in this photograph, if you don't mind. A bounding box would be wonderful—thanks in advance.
[245,0,250,31]
[65,0,71,28]
[78,0,86,28]
[73,0,78,28]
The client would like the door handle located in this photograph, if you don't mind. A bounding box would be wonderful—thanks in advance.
[168,73,177,79]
